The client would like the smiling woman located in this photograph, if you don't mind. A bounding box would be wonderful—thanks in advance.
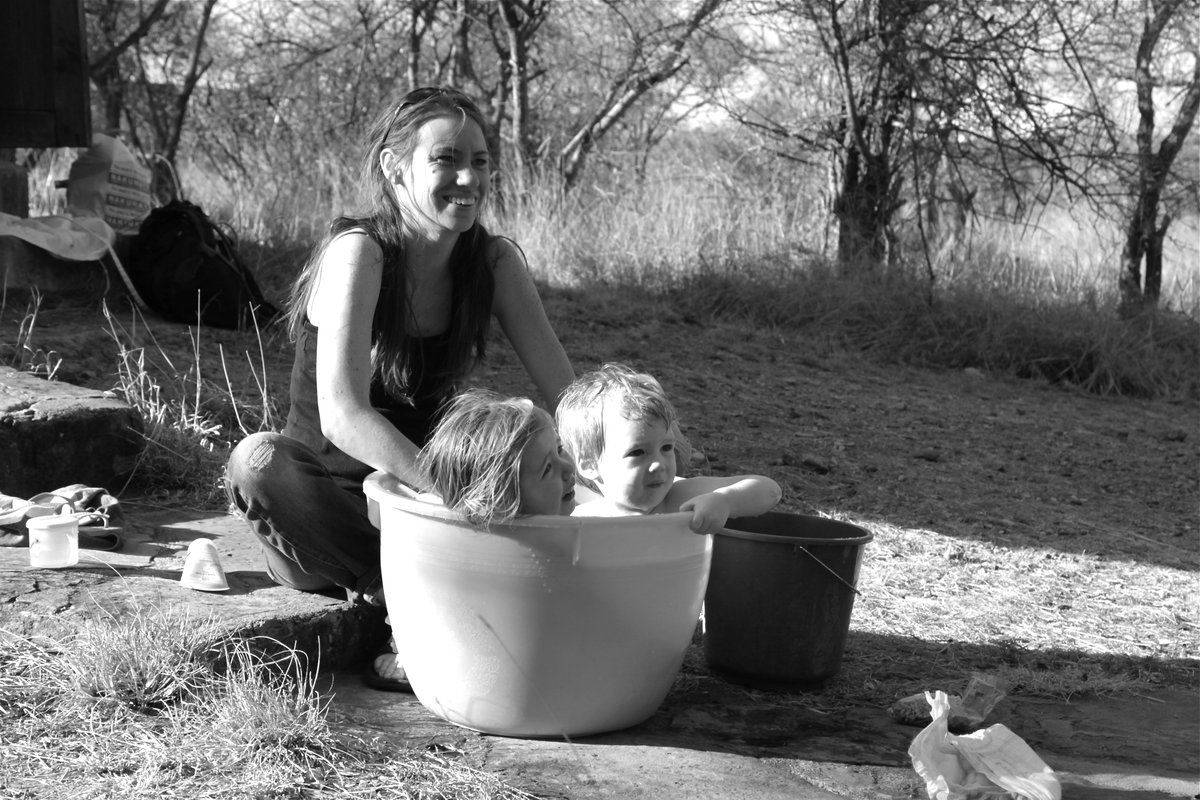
[222,86,575,693]
[383,114,491,239]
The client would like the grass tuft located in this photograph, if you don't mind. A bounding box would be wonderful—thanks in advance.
[0,609,537,799]
[100,301,283,505]
[663,261,1200,400]
[0,290,62,379]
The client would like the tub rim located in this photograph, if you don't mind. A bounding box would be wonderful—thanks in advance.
[363,470,694,530]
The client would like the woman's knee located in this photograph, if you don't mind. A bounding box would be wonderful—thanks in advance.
[227,432,307,501]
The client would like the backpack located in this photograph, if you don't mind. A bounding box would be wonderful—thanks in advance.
[126,200,279,330]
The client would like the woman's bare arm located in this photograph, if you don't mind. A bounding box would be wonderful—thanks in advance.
[491,238,575,410]
[308,232,428,488]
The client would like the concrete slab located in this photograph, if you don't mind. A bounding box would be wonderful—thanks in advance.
[320,661,1199,800]
[0,505,386,672]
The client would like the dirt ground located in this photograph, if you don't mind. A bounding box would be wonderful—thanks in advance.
[7,283,1197,561]
[4,285,1198,779]
[5,286,1198,669]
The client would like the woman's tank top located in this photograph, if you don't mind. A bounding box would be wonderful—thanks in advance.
[283,320,453,482]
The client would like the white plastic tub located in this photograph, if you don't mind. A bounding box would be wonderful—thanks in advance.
[363,471,712,738]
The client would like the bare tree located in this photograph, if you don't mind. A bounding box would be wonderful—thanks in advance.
[1118,0,1200,314]
[555,0,728,191]
[86,0,170,134]
[85,0,222,200]
[495,0,550,197]
[734,1,1111,272]
[135,0,218,191]
[407,0,440,89]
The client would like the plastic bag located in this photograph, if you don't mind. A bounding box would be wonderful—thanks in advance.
[909,690,1061,800]
[66,134,152,235]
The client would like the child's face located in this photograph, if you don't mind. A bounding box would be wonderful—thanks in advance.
[582,405,677,514]
[517,418,577,516]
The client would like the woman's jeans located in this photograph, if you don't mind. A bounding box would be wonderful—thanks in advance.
[225,432,383,602]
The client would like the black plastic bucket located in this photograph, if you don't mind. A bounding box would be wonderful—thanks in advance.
[703,512,872,691]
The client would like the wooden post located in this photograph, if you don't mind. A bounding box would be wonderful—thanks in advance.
[0,149,30,218]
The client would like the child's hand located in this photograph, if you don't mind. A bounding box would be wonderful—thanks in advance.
[679,492,732,535]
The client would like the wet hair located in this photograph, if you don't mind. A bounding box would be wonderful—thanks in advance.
[418,388,551,527]
[555,363,679,488]
[285,87,497,402]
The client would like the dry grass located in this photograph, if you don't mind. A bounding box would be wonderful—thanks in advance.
[836,517,1197,703]
[672,514,1197,719]
[663,265,1200,401]
[0,609,539,800]
[0,289,62,379]
[98,300,283,506]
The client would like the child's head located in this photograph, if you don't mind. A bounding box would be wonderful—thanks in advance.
[419,389,576,527]
[556,363,680,514]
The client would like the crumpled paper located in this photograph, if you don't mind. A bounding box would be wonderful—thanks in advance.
[909,690,1061,800]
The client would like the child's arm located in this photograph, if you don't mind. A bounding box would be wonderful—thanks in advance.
[665,475,782,535]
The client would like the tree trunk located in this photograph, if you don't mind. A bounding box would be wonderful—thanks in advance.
[1118,0,1200,316]
[832,146,893,268]
[497,0,535,199]
[87,0,170,135]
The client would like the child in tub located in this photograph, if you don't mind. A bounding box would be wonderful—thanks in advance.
[417,388,577,526]
[556,363,781,534]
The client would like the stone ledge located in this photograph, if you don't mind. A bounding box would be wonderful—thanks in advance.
[0,509,384,674]
[0,365,143,497]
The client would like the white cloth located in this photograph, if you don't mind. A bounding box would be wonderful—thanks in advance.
[0,212,115,261]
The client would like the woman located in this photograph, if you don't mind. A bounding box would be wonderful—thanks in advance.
[225,87,574,689]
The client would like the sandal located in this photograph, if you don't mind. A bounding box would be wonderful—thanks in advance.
[363,648,412,693]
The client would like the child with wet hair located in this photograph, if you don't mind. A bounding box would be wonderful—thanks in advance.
[556,363,781,534]
[418,388,577,527]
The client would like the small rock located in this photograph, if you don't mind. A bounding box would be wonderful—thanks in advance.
[913,449,942,462]
[888,692,939,726]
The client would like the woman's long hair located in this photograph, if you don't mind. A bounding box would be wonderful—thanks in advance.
[284,87,495,402]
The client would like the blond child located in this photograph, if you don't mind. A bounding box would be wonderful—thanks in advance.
[556,363,781,534]
[418,388,577,527]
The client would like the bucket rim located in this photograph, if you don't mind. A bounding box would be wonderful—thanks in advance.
[715,517,874,547]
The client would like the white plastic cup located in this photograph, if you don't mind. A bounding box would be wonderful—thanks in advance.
[27,515,80,568]
[180,538,229,591]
